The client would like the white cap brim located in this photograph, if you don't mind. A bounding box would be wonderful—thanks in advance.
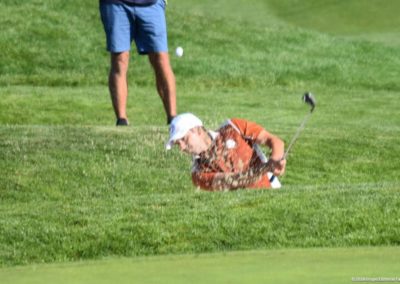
[165,113,203,151]
[165,132,186,150]
[165,141,173,150]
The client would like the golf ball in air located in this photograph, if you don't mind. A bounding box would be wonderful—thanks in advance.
[175,46,183,57]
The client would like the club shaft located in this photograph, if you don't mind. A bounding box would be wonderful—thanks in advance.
[283,111,312,159]
[269,93,316,183]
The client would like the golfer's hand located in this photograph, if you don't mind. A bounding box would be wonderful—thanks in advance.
[268,158,286,176]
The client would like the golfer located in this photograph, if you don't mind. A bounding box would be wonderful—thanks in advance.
[166,113,286,191]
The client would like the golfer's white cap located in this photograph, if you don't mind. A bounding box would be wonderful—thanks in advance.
[165,113,203,150]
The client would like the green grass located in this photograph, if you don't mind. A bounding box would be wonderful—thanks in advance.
[267,0,400,46]
[1,1,400,90]
[1,180,399,266]
[1,247,400,284]
[1,0,400,274]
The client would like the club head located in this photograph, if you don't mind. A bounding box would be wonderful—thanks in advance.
[303,92,316,112]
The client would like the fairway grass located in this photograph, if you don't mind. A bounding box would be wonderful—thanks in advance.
[1,247,399,284]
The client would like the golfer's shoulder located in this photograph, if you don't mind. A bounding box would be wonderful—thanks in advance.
[216,118,247,136]
[229,118,247,128]
[218,118,246,131]
[229,118,264,138]
[229,118,259,129]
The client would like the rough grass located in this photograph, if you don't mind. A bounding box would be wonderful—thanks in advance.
[1,119,399,266]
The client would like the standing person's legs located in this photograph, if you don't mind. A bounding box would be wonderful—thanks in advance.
[109,52,130,124]
[100,3,132,125]
[101,0,177,125]
[148,52,176,124]
[135,0,176,124]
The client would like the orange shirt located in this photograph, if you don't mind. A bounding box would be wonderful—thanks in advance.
[191,118,271,191]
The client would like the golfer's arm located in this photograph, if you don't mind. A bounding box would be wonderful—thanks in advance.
[255,130,284,161]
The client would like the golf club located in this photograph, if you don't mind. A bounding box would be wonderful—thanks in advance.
[283,92,316,160]
[269,92,316,183]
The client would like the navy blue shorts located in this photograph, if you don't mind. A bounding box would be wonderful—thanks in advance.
[100,0,168,54]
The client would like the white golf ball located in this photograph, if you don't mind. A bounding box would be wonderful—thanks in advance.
[175,46,183,57]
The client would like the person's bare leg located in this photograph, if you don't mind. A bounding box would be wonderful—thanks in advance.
[148,52,177,124]
[109,51,130,124]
